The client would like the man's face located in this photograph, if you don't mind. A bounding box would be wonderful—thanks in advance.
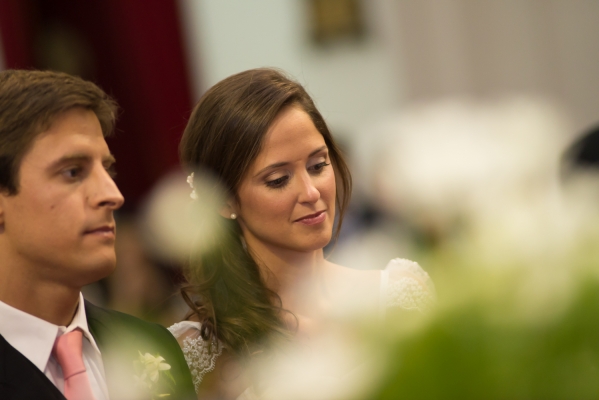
[0,108,124,288]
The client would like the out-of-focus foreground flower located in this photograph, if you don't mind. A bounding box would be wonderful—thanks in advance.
[138,169,226,263]
[248,97,599,399]
[136,98,599,399]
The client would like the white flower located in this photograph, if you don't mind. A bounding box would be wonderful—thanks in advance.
[138,352,171,383]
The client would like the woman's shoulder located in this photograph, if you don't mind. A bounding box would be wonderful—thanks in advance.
[325,262,381,304]
[380,258,435,311]
[168,320,224,394]
[330,262,381,281]
[168,320,202,338]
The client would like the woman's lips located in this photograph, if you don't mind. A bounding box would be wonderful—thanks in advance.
[295,211,326,226]
[84,225,115,239]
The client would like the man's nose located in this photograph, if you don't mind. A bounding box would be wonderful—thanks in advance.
[92,167,125,210]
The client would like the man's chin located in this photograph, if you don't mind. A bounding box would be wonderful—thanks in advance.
[94,261,116,280]
[72,255,117,286]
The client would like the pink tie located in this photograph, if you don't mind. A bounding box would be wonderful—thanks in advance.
[52,329,96,400]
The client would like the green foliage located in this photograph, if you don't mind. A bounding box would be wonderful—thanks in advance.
[372,278,599,399]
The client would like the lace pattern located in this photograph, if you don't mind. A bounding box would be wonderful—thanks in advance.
[168,321,223,393]
[381,258,435,312]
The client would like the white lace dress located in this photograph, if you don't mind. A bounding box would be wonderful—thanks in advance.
[168,258,434,398]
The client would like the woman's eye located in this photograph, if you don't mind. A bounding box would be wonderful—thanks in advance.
[309,162,330,173]
[266,175,289,188]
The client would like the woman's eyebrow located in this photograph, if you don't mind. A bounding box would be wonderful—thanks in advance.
[254,146,328,177]
[308,145,328,157]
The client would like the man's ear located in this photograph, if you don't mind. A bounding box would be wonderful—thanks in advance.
[218,197,238,219]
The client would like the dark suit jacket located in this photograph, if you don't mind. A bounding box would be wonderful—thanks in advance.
[0,301,195,400]
[0,333,65,399]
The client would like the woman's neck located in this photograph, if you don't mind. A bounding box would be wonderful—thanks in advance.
[246,240,329,313]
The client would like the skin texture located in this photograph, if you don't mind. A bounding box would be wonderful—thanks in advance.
[0,108,124,325]
[221,105,381,323]
[231,105,337,261]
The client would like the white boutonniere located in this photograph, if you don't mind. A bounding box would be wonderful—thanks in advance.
[134,352,176,399]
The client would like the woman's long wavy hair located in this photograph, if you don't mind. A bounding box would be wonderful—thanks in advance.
[179,68,352,356]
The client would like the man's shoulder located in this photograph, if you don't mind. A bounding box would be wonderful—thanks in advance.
[84,300,181,365]
[84,301,196,399]
[85,300,169,337]
[84,300,181,357]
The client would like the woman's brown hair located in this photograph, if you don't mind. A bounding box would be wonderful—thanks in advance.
[179,68,352,356]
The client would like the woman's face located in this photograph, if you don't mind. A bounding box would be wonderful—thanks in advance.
[234,106,336,255]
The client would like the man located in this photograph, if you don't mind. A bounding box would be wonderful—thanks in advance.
[0,70,195,399]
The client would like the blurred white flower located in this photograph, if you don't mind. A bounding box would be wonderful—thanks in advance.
[373,97,569,229]
[138,169,226,262]
[252,327,383,400]
[341,96,599,326]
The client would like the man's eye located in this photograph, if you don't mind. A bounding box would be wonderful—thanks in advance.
[266,176,289,188]
[62,167,82,179]
[105,164,117,179]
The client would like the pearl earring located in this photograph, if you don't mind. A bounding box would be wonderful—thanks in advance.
[230,213,237,220]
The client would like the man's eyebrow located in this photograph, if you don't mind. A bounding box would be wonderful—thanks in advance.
[48,153,116,170]
[254,145,328,177]
[103,154,117,165]
[48,154,92,170]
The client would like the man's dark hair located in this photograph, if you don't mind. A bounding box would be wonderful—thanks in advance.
[0,69,118,194]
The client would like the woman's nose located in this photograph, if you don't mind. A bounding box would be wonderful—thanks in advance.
[297,173,320,204]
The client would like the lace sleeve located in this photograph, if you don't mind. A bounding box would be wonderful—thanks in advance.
[380,258,435,313]
[168,321,224,393]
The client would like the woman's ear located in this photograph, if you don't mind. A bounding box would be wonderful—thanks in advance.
[218,197,238,220]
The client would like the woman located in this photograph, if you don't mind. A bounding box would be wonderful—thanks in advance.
[169,68,434,399]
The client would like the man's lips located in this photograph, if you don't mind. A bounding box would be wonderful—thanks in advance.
[294,210,326,224]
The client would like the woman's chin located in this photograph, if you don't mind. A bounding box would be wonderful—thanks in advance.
[299,234,334,253]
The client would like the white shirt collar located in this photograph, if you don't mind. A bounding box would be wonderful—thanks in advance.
[62,293,102,354]
[0,293,101,372]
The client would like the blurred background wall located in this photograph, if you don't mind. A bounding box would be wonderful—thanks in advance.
[179,0,402,143]
[394,0,599,136]
[180,0,599,140]
[1,0,599,323]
